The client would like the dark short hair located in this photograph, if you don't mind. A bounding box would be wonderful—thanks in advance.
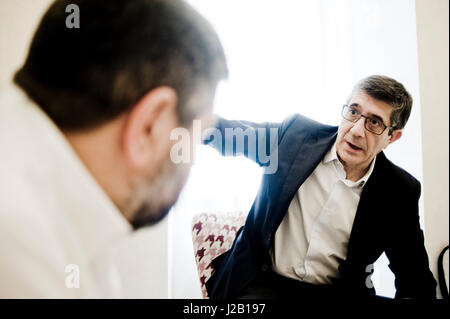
[14,0,228,131]
[348,75,413,132]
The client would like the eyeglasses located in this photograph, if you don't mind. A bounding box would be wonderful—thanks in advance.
[341,104,394,135]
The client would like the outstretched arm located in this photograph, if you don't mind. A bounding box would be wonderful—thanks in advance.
[202,116,281,172]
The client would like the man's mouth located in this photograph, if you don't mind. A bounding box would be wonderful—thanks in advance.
[347,141,363,151]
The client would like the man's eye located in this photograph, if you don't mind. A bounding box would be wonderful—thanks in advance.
[370,119,381,126]
[350,109,358,115]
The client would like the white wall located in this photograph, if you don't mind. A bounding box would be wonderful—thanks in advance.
[416,0,449,299]
[0,0,51,92]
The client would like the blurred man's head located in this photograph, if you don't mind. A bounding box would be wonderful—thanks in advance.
[336,75,412,179]
[14,0,228,228]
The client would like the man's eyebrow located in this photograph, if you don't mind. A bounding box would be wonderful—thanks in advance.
[365,111,385,123]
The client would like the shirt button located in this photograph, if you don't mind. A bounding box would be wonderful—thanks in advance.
[295,266,306,279]
[261,264,269,272]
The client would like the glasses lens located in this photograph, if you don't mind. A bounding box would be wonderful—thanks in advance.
[342,105,387,135]
[343,105,359,122]
[365,117,384,134]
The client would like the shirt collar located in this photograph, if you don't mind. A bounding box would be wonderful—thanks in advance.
[323,141,376,188]
[323,141,339,164]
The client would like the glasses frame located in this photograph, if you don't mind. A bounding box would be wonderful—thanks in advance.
[341,104,395,135]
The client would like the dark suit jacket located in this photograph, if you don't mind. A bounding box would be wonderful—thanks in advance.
[204,114,436,299]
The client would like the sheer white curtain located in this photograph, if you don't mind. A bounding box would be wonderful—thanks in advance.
[169,0,423,298]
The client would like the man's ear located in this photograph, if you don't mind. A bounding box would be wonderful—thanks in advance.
[122,86,178,171]
[384,129,402,149]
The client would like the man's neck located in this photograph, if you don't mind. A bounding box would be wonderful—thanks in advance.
[344,168,368,182]
[339,159,372,182]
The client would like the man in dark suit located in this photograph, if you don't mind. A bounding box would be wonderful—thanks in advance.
[203,75,436,299]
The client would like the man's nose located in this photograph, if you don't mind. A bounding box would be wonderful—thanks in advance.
[350,117,366,137]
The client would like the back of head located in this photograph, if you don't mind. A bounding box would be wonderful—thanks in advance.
[15,0,228,131]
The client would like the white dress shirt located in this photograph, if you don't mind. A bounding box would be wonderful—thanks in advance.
[271,141,376,284]
[0,85,135,298]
